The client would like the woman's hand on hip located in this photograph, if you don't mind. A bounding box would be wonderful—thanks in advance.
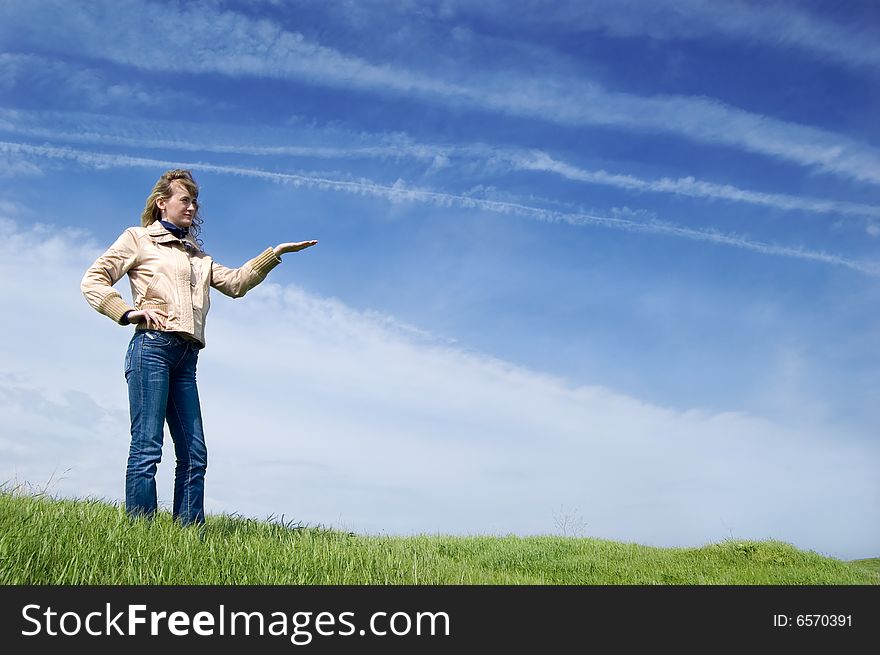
[127,309,167,330]
[274,240,318,257]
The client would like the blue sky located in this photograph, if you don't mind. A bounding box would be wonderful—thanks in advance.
[0,0,877,560]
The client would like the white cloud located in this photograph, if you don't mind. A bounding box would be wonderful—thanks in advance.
[0,153,42,177]
[4,140,878,276]
[0,107,449,163]
[3,1,880,184]
[438,0,880,70]
[516,151,880,220]
[0,53,199,112]
[0,215,877,559]
[4,108,880,221]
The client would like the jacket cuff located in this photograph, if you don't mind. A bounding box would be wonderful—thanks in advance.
[249,247,282,278]
[98,294,136,324]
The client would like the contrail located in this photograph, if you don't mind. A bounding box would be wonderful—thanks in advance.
[3,140,877,276]
[5,110,879,220]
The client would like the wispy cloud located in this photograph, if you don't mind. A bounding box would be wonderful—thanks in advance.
[447,0,880,70]
[3,1,880,184]
[0,53,199,111]
[515,151,880,220]
[3,108,879,222]
[0,151,42,177]
[1,216,877,557]
[3,140,877,276]
[0,108,449,163]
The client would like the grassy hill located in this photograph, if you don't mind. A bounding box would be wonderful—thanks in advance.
[850,558,880,576]
[1,490,876,585]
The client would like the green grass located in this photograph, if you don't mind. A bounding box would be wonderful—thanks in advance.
[850,558,880,575]
[1,490,876,585]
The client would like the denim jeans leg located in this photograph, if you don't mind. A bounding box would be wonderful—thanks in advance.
[166,344,207,526]
[124,332,171,520]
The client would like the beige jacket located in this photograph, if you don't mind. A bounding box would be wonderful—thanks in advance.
[81,222,281,347]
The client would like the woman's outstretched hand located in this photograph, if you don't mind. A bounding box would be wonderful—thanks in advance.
[274,240,318,257]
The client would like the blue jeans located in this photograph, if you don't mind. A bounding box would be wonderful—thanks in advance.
[124,330,207,526]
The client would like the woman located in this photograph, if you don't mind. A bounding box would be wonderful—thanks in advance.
[81,169,317,526]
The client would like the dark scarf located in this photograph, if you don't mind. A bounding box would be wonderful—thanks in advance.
[159,220,189,240]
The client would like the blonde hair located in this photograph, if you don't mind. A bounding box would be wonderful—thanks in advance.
[140,169,203,238]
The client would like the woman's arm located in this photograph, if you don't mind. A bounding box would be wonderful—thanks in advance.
[81,228,140,324]
[211,241,318,298]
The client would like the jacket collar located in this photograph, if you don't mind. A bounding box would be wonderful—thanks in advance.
[146,221,201,251]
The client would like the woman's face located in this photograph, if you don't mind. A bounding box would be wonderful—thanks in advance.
[157,181,197,229]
